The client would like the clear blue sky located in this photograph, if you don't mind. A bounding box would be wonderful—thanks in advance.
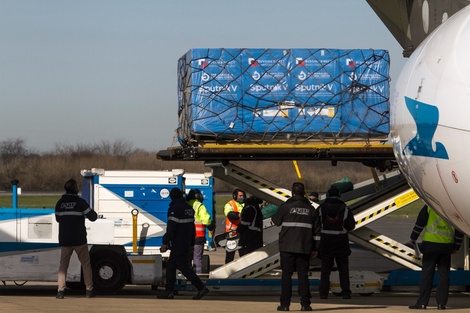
[0,0,405,153]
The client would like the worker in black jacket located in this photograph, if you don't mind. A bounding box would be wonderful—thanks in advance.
[272,182,317,312]
[314,186,355,300]
[237,196,264,256]
[158,187,209,300]
[55,179,98,299]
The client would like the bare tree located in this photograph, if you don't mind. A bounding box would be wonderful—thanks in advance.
[0,138,28,162]
[96,139,134,157]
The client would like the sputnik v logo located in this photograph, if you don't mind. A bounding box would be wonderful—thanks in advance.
[402,97,449,159]
[346,58,355,68]
[197,59,208,68]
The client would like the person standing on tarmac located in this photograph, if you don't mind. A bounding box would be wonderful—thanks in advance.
[158,187,209,300]
[237,196,264,256]
[223,188,246,263]
[408,205,463,310]
[308,192,319,204]
[187,188,215,274]
[55,179,97,299]
[272,182,317,312]
[314,186,355,300]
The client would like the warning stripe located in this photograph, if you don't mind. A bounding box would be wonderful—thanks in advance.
[231,168,290,199]
[241,259,280,278]
[355,203,396,226]
[370,234,421,260]
[355,190,419,227]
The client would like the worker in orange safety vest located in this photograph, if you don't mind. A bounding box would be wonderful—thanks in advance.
[223,188,246,264]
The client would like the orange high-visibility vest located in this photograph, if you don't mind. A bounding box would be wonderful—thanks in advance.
[225,199,241,232]
[195,221,206,239]
[193,202,207,239]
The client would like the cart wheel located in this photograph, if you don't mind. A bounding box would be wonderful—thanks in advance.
[91,250,129,295]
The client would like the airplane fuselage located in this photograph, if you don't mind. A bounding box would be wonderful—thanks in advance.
[391,5,470,234]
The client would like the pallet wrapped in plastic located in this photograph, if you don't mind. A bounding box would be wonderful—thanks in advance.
[177,48,390,146]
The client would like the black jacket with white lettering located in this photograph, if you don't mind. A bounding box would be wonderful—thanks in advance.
[162,197,195,254]
[55,193,98,246]
[272,195,316,254]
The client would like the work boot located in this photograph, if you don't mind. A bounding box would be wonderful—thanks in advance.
[86,290,96,298]
[193,287,209,300]
[56,290,65,299]
[157,291,174,299]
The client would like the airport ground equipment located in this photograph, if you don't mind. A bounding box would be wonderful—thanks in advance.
[206,162,423,273]
[158,158,425,293]
[0,169,215,294]
[183,160,469,291]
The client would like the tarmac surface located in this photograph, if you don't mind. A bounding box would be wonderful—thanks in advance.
[1,282,470,312]
[2,218,470,312]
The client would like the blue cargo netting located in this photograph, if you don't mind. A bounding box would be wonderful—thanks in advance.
[177,48,390,147]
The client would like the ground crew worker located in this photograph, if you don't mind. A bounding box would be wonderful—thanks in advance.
[308,192,319,204]
[408,205,463,310]
[223,188,246,263]
[237,196,263,256]
[157,188,209,300]
[187,188,214,274]
[272,182,316,312]
[314,186,355,300]
[55,179,97,299]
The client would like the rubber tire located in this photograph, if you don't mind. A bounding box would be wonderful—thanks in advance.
[91,250,129,295]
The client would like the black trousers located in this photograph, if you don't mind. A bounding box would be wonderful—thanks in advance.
[225,249,241,264]
[279,251,311,307]
[165,250,205,293]
[415,252,451,306]
[319,253,351,297]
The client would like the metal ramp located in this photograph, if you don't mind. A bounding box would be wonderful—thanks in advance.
[209,241,280,279]
[205,161,424,279]
[204,161,291,207]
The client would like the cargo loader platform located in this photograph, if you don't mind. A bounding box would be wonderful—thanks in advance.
[157,142,396,170]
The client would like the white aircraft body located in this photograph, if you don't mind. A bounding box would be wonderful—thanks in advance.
[390,4,470,235]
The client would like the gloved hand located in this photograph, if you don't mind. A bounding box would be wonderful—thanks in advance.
[227,211,240,221]
[207,220,216,231]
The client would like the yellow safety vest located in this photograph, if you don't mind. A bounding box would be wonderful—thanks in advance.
[422,207,454,244]
[190,200,211,239]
